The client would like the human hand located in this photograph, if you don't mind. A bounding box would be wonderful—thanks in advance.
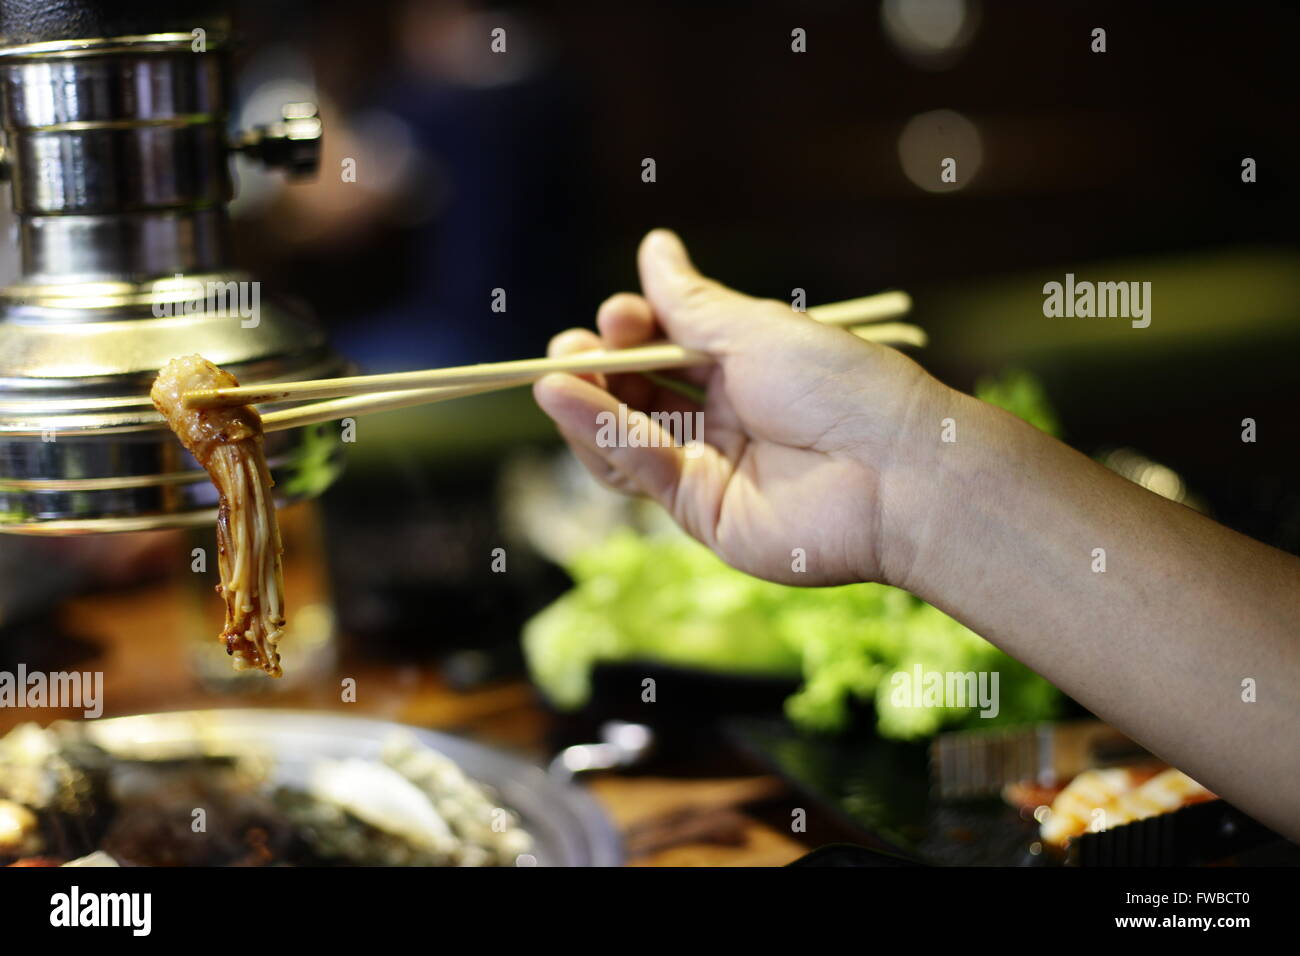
[533,229,948,587]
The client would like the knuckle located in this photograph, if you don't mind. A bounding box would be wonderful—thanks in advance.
[677,277,725,314]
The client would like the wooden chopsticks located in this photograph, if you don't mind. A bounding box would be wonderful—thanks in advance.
[210,290,921,434]
[260,382,519,433]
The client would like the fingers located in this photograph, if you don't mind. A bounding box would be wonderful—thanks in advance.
[548,327,604,354]
[597,291,714,390]
[537,229,770,508]
[546,327,606,390]
[593,293,656,408]
[636,228,774,353]
[548,288,710,406]
[552,420,639,494]
[533,372,715,519]
[595,292,655,348]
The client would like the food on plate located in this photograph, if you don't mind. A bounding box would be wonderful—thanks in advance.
[61,851,121,867]
[1038,768,1146,846]
[1095,767,1215,827]
[285,735,533,866]
[151,355,286,677]
[1039,766,1215,847]
[0,799,40,857]
[0,722,533,867]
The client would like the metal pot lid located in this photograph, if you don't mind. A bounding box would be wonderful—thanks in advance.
[0,28,344,533]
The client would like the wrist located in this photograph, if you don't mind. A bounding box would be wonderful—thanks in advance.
[873,377,987,595]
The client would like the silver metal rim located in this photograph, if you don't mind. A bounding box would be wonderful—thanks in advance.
[0,33,227,60]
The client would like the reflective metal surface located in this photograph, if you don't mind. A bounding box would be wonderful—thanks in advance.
[17,208,231,281]
[0,31,339,532]
[0,37,232,280]
[82,709,625,867]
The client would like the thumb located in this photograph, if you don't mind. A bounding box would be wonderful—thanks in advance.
[637,229,759,353]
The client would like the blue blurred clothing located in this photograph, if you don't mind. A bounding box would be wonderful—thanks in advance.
[338,63,592,373]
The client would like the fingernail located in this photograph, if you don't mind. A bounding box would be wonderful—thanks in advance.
[648,229,689,272]
[534,372,572,396]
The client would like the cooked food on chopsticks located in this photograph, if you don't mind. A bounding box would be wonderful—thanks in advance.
[151,355,286,677]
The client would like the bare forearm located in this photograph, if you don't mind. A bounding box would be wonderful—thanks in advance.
[889,386,1300,838]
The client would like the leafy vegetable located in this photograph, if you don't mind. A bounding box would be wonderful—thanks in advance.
[523,529,1060,738]
[975,368,1062,437]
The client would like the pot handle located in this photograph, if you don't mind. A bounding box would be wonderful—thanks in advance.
[548,721,653,781]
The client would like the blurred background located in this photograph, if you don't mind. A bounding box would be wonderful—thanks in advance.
[1,0,1298,865]
[228,0,1300,542]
